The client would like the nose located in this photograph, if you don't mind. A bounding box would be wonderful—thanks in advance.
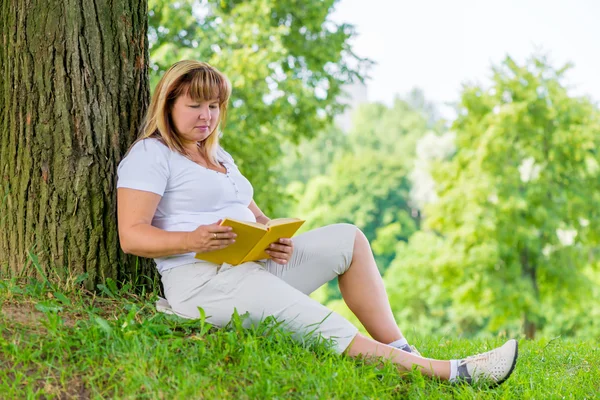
[197,104,211,121]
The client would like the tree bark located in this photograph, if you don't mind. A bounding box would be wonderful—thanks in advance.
[520,248,539,339]
[523,313,536,340]
[0,0,153,288]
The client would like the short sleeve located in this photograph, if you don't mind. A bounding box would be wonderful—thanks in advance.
[117,139,170,196]
[217,147,237,167]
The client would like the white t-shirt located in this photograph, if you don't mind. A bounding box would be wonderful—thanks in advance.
[117,138,256,273]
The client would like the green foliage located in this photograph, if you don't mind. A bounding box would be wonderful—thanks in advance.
[148,0,370,213]
[277,123,350,189]
[286,97,440,272]
[2,280,600,398]
[292,151,416,278]
[294,153,412,238]
[416,55,600,337]
[541,263,600,338]
[345,93,441,166]
[385,231,459,336]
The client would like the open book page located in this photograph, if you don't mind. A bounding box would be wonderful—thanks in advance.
[228,219,268,230]
[194,219,266,265]
[242,219,305,263]
[265,218,303,228]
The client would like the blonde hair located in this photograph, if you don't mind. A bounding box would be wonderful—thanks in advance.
[135,60,232,166]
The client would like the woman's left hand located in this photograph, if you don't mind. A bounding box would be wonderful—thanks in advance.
[266,238,294,265]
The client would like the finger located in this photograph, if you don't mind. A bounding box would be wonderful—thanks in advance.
[266,249,289,259]
[212,239,236,248]
[216,238,236,245]
[266,249,289,258]
[268,243,292,252]
[208,220,233,230]
[278,238,292,245]
[265,251,286,262]
[273,258,288,265]
[213,225,234,233]
[212,232,237,240]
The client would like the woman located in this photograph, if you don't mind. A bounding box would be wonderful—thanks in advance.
[117,60,518,386]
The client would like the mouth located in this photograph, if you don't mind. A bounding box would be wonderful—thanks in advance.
[195,126,210,130]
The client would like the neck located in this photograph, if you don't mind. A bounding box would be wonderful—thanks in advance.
[182,142,215,166]
[181,140,201,155]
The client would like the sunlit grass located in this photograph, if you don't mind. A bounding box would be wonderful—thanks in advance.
[1,278,598,399]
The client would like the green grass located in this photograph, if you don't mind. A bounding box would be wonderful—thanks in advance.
[1,278,599,399]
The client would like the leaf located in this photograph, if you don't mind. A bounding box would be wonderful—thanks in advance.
[94,316,113,335]
[97,284,115,298]
[53,292,72,306]
[35,301,63,313]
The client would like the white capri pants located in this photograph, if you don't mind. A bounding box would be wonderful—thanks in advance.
[161,223,360,353]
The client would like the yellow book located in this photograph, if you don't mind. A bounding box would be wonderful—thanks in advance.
[194,217,305,265]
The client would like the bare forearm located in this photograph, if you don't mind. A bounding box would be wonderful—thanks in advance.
[120,224,191,258]
[256,214,271,224]
[249,199,270,224]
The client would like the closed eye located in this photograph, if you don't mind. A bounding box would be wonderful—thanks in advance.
[188,103,219,109]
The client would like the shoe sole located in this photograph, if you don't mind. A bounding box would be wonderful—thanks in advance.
[493,340,519,387]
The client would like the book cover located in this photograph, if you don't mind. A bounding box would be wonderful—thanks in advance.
[194,218,305,265]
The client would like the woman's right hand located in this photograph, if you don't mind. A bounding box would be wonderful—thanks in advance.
[185,220,237,254]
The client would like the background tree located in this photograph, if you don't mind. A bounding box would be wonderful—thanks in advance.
[148,0,370,213]
[292,153,416,272]
[280,96,441,303]
[287,97,442,261]
[277,123,350,189]
[0,0,151,287]
[402,55,600,339]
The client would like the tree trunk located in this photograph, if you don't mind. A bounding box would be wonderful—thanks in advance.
[520,248,539,339]
[524,314,536,340]
[0,0,154,289]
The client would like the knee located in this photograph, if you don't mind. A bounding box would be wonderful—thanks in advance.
[333,223,362,240]
[325,223,364,251]
[331,223,366,261]
[353,226,368,251]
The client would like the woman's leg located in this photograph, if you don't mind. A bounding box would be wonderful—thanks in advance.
[162,261,518,385]
[346,333,519,385]
[338,229,403,344]
[162,261,360,353]
[265,224,405,344]
[347,333,450,378]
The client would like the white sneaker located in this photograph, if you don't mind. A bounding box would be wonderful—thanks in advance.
[456,339,518,386]
[409,345,422,357]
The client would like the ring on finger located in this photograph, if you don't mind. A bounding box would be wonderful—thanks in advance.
[213,233,218,239]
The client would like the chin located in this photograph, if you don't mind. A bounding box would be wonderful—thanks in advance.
[197,133,212,142]
[188,128,215,142]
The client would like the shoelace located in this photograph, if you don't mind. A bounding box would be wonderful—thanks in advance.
[459,348,503,379]
[463,347,501,363]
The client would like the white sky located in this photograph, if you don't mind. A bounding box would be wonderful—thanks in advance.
[330,0,600,116]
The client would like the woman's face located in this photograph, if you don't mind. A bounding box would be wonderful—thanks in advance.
[171,93,221,143]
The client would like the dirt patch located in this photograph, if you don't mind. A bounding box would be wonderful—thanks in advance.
[1,302,42,325]
[1,359,91,399]
[0,301,77,328]
[40,375,91,400]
